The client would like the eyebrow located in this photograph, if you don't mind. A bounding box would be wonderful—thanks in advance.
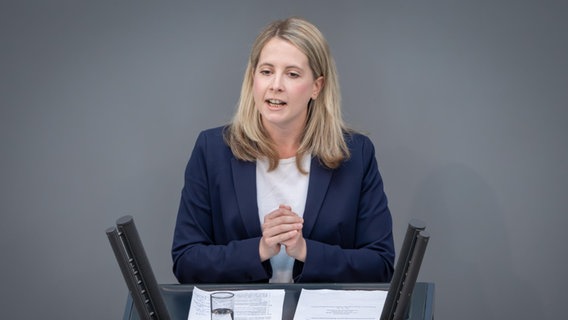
[257,62,305,70]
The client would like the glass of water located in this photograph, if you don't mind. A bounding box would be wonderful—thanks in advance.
[210,291,234,320]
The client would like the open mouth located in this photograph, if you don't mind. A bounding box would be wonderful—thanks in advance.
[266,99,287,108]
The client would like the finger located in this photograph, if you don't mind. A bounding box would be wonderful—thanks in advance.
[284,236,307,262]
[263,223,303,240]
[273,229,299,244]
[264,207,295,220]
[259,237,281,261]
[263,218,303,232]
[263,225,299,242]
[263,215,303,230]
[263,219,303,235]
[281,226,303,246]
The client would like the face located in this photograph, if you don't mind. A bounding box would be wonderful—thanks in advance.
[253,37,323,136]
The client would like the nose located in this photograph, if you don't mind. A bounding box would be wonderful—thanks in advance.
[269,73,284,92]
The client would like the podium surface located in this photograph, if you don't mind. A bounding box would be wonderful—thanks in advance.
[123,282,435,320]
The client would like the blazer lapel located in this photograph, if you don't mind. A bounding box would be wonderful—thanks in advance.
[231,158,261,237]
[303,157,333,237]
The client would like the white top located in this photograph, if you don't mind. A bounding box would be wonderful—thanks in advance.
[256,155,311,283]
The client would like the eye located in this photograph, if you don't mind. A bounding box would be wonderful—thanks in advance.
[259,69,272,76]
[288,72,300,78]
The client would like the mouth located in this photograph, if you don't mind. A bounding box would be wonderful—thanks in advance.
[266,99,287,108]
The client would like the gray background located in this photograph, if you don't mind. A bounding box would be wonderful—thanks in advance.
[1,1,567,319]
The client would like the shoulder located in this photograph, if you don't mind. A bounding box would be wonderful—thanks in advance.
[198,126,226,140]
[191,126,233,159]
[344,132,375,153]
[340,131,378,172]
[194,126,228,147]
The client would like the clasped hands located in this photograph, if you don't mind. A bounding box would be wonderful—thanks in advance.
[259,204,306,262]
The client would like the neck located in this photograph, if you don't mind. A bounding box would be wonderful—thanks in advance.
[276,144,299,159]
[273,134,300,158]
[265,126,302,159]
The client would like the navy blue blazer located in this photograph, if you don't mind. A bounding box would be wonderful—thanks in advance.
[172,126,394,283]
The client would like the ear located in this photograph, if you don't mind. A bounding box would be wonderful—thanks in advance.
[311,76,324,99]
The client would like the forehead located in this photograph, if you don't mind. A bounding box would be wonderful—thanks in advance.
[257,37,310,68]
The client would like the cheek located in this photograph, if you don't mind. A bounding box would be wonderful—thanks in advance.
[290,82,315,100]
[252,79,265,101]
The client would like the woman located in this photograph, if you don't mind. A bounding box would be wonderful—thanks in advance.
[172,17,394,284]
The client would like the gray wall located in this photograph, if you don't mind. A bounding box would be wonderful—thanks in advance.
[1,1,567,319]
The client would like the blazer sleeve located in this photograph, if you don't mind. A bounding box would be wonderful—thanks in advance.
[171,129,271,283]
[294,134,395,283]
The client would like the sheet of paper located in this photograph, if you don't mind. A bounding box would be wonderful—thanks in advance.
[187,287,286,320]
[293,289,387,320]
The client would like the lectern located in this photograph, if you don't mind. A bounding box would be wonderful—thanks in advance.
[108,216,433,320]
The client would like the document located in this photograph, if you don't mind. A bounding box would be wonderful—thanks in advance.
[187,287,286,320]
[293,289,387,320]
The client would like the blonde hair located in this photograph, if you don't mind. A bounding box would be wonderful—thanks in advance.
[225,17,351,172]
